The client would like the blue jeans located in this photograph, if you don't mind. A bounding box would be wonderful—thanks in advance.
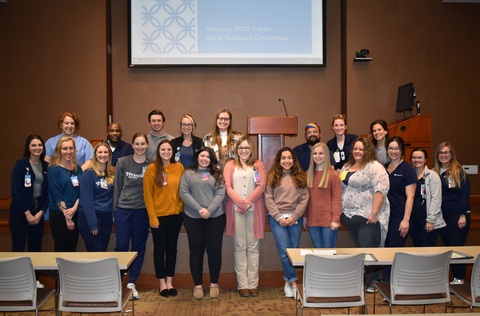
[268,215,303,283]
[307,226,338,248]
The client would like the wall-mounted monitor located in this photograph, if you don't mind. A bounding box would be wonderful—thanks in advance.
[396,82,415,113]
[128,0,326,67]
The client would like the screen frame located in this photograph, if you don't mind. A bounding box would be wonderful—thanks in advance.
[127,0,326,68]
[396,82,414,113]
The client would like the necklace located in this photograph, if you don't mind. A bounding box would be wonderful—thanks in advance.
[389,159,403,169]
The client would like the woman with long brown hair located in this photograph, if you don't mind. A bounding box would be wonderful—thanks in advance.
[265,147,309,298]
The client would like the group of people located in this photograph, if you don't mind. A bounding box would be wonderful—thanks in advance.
[9,109,470,300]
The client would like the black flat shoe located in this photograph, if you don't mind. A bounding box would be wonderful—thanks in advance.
[160,289,170,297]
[168,288,178,297]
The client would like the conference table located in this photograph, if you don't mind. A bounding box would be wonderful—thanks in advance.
[0,251,138,270]
[287,246,480,266]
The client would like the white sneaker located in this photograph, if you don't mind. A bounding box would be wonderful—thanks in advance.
[127,283,140,300]
[36,281,45,288]
[284,283,294,298]
[450,278,465,285]
[291,285,298,300]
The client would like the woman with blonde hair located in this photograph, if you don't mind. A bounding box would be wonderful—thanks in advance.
[305,142,342,248]
[48,136,83,252]
[265,147,309,298]
[224,136,267,297]
[203,109,243,169]
[171,114,203,169]
[434,142,470,284]
[78,142,115,252]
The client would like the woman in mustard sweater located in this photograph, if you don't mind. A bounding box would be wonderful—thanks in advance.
[144,139,184,297]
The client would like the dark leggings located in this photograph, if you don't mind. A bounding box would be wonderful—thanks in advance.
[151,214,183,279]
[183,213,226,286]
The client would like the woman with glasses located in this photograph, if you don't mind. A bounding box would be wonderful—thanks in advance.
[382,136,417,282]
[434,142,470,285]
[327,114,357,170]
[265,147,309,299]
[409,148,445,247]
[203,109,243,170]
[171,114,203,169]
[384,136,417,249]
[224,136,267,297]
[369,119,390,164]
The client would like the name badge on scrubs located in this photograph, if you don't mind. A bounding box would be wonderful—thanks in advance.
[71,175,79,187]
[447,176,455,188]
[202,173,209,181]
[142,165,147,176]
[24,174,32,187]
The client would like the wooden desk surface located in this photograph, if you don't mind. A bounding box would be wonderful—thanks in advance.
[287,246,480,266]
[0,251,137,270]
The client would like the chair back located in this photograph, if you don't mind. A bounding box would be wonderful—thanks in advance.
[470,254,480,307]
[303,253,365,308]
[0,256,36,311]
[390,251,452,304]
[56,257,122,313]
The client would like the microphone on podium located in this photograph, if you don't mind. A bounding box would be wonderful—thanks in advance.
[278,98,289,116]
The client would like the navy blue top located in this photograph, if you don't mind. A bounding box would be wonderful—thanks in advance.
[171,135,203,169]
[48,165,83,212]
[411,177,427,223]
[385,160,417,221]
[110,140,134,167]
[79,169,113,231]
[440,169,470,216]
[327,134,357,170]
[10,158,49,214]
[293,142,312,172]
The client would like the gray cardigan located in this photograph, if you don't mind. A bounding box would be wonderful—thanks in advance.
[423,166,446,229]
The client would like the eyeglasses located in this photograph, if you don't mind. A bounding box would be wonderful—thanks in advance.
[411,156,425,160]
[388,147,401,151]
[217,117,230,122]
[438,151,451,155]
[237,147,251,151]
[181,123,193,127]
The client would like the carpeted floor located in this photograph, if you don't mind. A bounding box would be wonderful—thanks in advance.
[8,287,478,315]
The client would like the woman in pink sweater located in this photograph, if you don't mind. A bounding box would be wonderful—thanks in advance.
[305,142,342,248]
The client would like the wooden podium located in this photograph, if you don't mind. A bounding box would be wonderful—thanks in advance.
[388,115,432,165]
[247,116,298,172]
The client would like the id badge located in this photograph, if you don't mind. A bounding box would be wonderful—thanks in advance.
[100,178,108,190]
[142,165,147,176]
[447,176,455,188]
[202,172,209,181]
[421,183,426,196]
[340,170,347,181]
[162,173,167,185]
[24,174,32,187]
[71,175,79,187]
[254,173,261,185]
[333,151,341,163]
